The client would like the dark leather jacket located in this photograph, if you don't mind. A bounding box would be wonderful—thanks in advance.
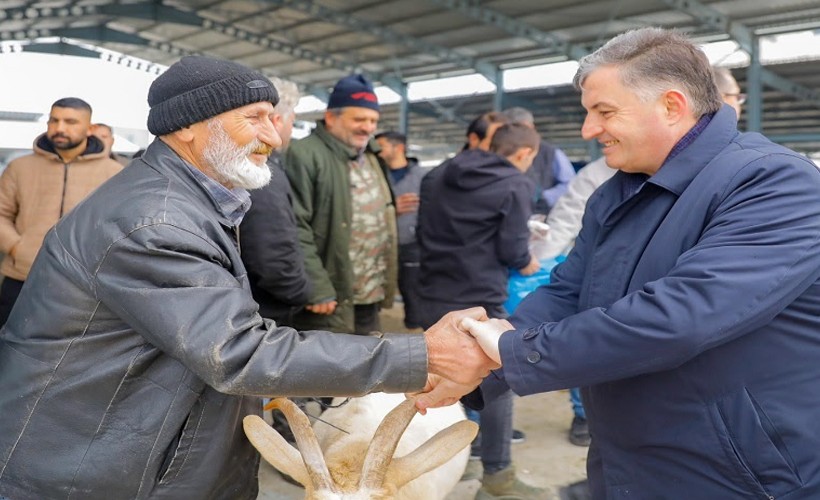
[0,139,427,500]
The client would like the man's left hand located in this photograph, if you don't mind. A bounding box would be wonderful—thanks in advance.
[409,374,477,414]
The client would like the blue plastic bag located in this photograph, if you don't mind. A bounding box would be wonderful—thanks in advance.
[504,256,565,314]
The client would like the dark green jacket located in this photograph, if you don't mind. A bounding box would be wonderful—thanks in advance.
[285,121,397,332]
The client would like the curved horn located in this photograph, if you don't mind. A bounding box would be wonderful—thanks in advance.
[266,398,336,493]
[358,397,418,490]
[242,415,311,487]
[387,420,479,488]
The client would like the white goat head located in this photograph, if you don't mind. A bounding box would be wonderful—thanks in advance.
[243,397,478,500]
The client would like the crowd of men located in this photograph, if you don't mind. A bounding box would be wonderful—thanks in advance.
[1,25,819,500]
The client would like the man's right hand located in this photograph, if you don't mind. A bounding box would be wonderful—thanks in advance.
[424,308,500,387]
[460,317,512,364]
[305,300,337,315]
[395,193,420,215]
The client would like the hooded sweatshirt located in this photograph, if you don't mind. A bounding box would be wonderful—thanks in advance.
[417,148,534,306]
[0,134,123,280]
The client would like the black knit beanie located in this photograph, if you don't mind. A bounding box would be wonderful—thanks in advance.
[327,74,379,112]
[147,55,279,136]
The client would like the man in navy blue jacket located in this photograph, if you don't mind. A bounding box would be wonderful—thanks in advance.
[418,27,820,499]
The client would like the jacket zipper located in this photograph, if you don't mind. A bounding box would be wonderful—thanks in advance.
[59,162,69,217]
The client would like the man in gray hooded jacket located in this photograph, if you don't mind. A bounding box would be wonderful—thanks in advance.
[0,56,495,500]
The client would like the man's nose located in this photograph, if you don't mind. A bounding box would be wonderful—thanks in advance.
[581,115,602,141]
[260,116,282,150]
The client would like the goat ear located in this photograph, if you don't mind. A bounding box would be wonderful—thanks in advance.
[386,419,479,488]
[243,415,311,487]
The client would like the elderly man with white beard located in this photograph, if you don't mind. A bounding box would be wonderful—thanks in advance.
[0,56,498,500]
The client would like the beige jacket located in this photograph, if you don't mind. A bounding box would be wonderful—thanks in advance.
[0,134,122,280]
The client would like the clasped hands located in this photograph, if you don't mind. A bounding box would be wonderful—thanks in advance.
[410,307,514,414]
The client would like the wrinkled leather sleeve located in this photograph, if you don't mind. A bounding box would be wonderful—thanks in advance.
[93,222,428,396]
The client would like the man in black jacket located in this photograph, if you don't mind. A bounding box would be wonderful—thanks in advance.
[239,77,311,326]
[417,123,545,500]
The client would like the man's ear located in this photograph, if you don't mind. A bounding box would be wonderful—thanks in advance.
[324,110,336,128]
[508,147,534,172]
[515,146,534,163]
[662,89,689,123]
[171,126,196,143]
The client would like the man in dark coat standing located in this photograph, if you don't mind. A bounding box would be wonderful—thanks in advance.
[420,27,820,499]
[239,77,311,326]
[416,123,546,499]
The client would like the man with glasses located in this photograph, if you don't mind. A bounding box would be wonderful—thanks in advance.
[712,66,745,119]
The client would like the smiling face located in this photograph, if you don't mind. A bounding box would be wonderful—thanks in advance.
[325,107,379,150]
[580,66,680,176]
[185,101,281,189]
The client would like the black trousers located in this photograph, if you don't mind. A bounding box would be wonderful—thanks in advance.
[353,303,381,336]
[416,297,513,473]
[0,277,25,327]
[398,243,423,329]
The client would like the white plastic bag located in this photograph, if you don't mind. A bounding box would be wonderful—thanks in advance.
[527,219,552,260]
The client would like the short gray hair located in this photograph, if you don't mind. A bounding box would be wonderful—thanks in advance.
[503,107,534,126]
[270,76,300,119]
[711,66,738,95]
[573,27,722,118]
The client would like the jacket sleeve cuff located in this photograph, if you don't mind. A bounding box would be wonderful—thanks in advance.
[381,332,428,392]
[461,371,510,410]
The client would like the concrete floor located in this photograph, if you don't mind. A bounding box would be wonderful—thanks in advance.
[256,305,589,499]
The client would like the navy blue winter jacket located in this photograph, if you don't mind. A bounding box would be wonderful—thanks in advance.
[472,105,820,499]
[417,149,533,307]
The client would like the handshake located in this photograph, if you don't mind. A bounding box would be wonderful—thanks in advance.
[412,307,514,414]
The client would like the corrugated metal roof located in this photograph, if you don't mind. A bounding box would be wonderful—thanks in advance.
[3,0,819,159]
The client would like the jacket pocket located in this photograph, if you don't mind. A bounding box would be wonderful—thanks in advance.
[708,388,802,498]
[157,397,206,485]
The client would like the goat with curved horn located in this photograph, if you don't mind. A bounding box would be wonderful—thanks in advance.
[358,398,419,491]
[244,394,478,499]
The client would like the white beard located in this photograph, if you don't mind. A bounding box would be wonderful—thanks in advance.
[204,120,272,189]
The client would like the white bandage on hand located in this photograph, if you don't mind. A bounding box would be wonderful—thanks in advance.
[459,317,506,365]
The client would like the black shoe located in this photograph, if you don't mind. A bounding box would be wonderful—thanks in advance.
[569,416,591,447]
[511,429,526,444]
